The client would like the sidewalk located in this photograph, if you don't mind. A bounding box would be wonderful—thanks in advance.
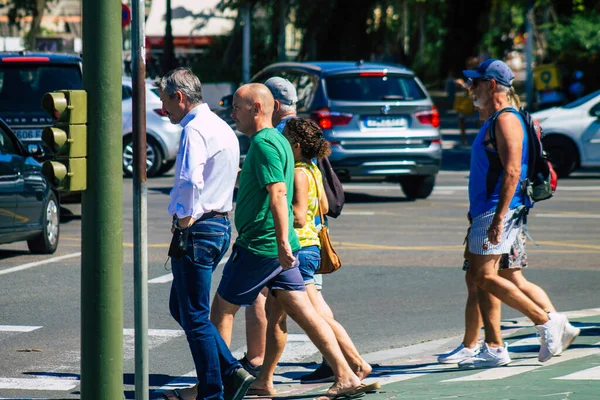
[261,308,600,400]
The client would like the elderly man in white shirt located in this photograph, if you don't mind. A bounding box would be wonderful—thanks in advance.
[157,67,254,400]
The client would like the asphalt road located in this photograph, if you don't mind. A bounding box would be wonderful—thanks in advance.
[1,150,599,399]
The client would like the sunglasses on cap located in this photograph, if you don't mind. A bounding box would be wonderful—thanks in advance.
[468,78,492,88]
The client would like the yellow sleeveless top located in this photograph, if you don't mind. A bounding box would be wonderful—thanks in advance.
[294,161,324,248]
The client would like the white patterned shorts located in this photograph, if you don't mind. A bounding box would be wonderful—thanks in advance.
[463,227,527,271]
[467,207,524,255]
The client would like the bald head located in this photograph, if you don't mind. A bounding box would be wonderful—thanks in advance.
[231,83,275,136]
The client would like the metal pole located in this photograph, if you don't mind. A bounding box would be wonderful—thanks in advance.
[80,0,123,399]
[131,0,149,398]
[525,0,534,109]
[163,0,176,74]
[242,4,251,83]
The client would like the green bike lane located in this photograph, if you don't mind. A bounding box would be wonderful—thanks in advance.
[280,310,600,400]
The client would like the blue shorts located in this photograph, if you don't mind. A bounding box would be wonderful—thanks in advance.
[217,244,305,306]
[297,245,321,285]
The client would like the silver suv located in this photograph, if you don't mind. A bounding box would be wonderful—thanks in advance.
[223,61,442,199]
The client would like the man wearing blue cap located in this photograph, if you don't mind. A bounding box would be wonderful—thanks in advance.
[458,59,579,368]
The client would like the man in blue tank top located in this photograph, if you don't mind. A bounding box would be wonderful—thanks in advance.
[460,59,578,368]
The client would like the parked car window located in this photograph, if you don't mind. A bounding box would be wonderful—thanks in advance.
[275,70,318,112]
[0,125,18,155]
[255,69,317,112]
[0,65,81,112]
[122,85,133,100]
[563,89,600,109]
[588,102,600,118]
[325,74,426,102]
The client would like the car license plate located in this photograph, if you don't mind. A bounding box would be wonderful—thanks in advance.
[15,129,43,140]
[364,116,407,128]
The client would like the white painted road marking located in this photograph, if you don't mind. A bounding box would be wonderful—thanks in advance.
[149,259,228,284]
[554,365,600,380]
[0,252,81,276]
[0,325,42,332]
[0,377,78,390]
[442,343,600,382]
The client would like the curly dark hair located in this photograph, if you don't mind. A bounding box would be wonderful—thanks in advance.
[284,118,331,160]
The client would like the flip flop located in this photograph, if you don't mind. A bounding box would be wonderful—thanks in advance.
[315,381,382,400]
[161,384,198,400]
[246,387,277,397]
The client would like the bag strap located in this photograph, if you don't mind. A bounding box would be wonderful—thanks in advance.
[304,163,325,223]
[485,107,516,151]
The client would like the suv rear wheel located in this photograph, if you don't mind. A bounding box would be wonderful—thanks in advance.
[27,191,59,254]
[400,175,436,200]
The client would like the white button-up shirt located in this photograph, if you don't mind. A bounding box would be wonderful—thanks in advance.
[168,103,240,220]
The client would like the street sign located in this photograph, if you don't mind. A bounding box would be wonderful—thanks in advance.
[534,64,561,91]
[122,3,132,28]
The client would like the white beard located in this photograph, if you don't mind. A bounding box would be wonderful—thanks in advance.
[472,96,482,108]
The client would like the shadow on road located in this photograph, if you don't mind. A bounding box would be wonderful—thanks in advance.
[343,191,411,203]
[60,206,81,223]
[0,249,30,261]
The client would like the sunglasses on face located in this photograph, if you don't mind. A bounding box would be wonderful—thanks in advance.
[469,78,491,88]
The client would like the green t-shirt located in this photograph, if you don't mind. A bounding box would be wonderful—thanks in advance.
[234,127,301,257]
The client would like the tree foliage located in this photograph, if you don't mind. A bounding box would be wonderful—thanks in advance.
[6,0,50,50]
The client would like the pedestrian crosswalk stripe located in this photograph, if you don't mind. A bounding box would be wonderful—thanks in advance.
[0,325,42,332]
[441,343,600,382]
[553,365,600,380]
[0,377,78,390]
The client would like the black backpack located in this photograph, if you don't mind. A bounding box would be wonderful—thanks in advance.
[488,107,558,204]
[317,157,345,218]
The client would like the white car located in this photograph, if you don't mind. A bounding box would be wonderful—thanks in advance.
[532,90,600,177]
[121,77,181,177]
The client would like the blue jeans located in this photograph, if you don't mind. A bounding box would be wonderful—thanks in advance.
[169,216,239,400]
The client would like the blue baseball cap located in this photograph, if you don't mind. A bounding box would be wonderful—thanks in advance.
[463,58,515,87]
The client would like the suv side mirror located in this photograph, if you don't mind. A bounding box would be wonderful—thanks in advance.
[220,94,233,108]
[27,143,44,157]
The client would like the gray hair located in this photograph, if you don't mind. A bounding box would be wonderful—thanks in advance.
[497,84,521,108]
[279,102,297,114]
[156,67,203,104]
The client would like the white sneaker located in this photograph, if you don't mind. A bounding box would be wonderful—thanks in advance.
[556,320,581,356]
[458,343,511,369]
[536,312,579,362]
[437,343,481,364]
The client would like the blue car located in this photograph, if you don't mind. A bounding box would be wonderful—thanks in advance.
[0,117,59,254]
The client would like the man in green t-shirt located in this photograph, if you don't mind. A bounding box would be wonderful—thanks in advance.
[211,84,364,398]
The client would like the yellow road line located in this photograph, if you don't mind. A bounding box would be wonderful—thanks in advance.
[536,241,600,251]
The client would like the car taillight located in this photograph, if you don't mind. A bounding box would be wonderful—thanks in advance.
[1,57,50,63]
[310,108,353,130]
[154,108,168,117]
[359,71,386,77]
[431,138,442,145]
[415,105,440,128]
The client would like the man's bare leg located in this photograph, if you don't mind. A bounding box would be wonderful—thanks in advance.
[306,283,371,380]
[244,288,268,366]
[477,282,503,347]
[276,289,361,395]
[464,271,483,348]
[250,292,287,394]
[470,253,549,325]
[210,293,242,346]
[500,269,556,313]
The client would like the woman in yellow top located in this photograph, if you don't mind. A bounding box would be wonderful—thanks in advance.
[282,118,374,388]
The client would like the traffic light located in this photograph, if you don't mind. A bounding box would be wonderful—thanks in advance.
[41,90,87,191]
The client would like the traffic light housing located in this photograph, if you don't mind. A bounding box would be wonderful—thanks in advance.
[41,90,87,191]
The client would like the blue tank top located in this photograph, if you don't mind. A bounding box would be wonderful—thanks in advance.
[468,108,529,218]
